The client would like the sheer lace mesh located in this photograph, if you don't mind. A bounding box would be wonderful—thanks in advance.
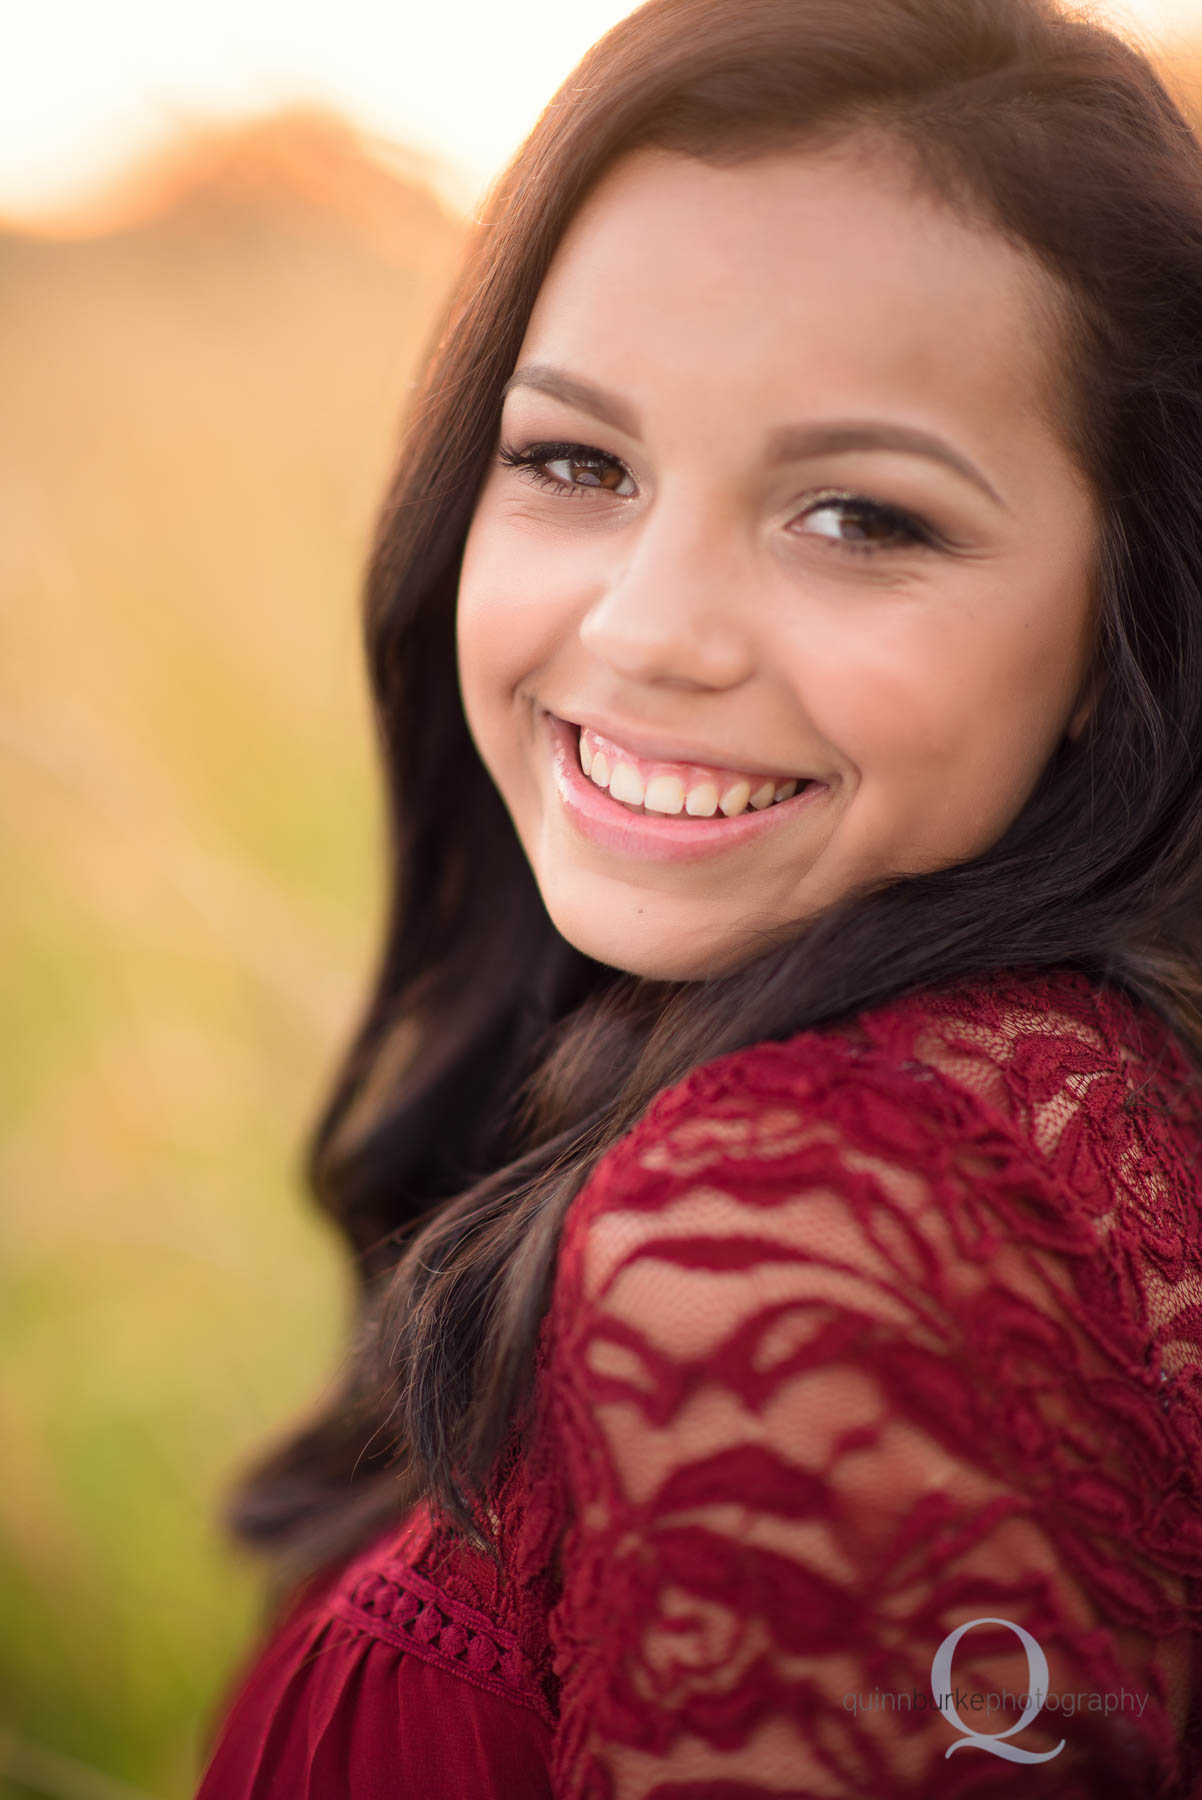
[195,965,1202,1799]
[539,968,1202,1798]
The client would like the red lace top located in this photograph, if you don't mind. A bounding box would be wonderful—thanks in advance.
[195,965,1202,1798]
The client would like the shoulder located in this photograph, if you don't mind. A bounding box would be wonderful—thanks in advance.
[548,962,1199,1348]
[573,958,1195,1177]
[540,965,1202,1796]
[556,964,1096,1219]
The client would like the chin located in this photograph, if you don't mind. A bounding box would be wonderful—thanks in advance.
[544,910,757,984]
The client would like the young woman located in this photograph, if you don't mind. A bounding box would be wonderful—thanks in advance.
[195,0,1202,1793]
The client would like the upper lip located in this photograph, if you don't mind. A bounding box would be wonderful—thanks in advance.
[551,707,817,781]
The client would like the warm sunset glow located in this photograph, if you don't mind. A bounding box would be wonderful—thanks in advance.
[5,0,1199,222]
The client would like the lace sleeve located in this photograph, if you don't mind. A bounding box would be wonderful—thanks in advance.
[543,1035,1201,1799]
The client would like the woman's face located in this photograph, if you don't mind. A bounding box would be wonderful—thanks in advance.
[456,140,1099,980]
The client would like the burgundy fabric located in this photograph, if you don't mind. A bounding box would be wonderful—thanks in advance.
[195,966,1202,1797]
[196,1501,556,1798]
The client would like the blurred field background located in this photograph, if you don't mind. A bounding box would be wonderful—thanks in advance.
[0,108,465,1798]
[2,28,1202,1800]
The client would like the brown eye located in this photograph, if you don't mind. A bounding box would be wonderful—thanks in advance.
[549,452,631,491]
[496,440,635,498]
[793,489,931,557]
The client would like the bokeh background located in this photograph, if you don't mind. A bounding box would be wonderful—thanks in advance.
[3,3,1202,1795]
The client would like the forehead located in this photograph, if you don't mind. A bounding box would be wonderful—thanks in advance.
[515,141,1064,450]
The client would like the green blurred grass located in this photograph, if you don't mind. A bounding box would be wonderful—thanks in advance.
[0,111,464,1797]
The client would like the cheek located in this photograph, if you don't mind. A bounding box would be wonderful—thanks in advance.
[457,505,568,698]
[791,606,1075,782]
[456,513,525,708]
[456,522,512,764]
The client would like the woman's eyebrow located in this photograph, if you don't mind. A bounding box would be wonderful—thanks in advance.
[499,360,1009,512]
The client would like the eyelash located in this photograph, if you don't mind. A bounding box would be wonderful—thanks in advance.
[495,437,941,558]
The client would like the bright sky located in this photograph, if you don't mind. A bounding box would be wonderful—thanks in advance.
[5,0,1200,220]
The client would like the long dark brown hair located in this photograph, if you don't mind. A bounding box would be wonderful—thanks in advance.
[227,0,1202,1595]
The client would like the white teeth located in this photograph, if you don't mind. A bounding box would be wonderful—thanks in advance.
[718,778,752,817]
[644,774,686,814]
[608,762,645,806]
[577,724,805,817]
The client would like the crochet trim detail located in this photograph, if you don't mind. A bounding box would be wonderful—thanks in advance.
[333,1561,555,1725]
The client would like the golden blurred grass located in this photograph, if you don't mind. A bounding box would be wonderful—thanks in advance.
[0,109,465,1797]
[4,40,1202,1797]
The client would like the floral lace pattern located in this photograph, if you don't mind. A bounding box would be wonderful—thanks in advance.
[199,964,1202,1799]
[539,967,1202,1797]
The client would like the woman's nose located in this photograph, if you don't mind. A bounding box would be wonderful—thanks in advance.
[577,513,758,689]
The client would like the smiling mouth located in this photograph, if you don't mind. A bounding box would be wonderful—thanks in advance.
[572,720,813,819]
[543,710,827,864]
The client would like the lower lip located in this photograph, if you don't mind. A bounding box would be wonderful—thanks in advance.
[542,709,826,865]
